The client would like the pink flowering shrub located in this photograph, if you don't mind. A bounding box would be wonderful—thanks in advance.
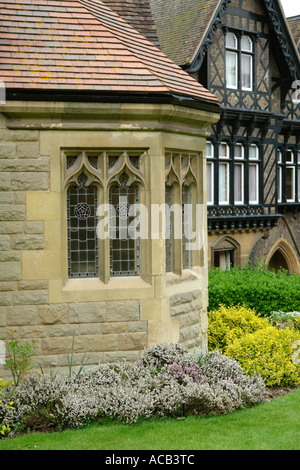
[0,344,267,436]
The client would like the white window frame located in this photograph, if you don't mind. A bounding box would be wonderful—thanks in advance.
[234,162,244,205]
[219,142,230,205]
[225,33,238,90]
[249,163,259,204]
[286,166,295,202]
[241,35,253,91]
[225,32,253,91]
[278,150,282,203]
[219,162,230,205]
[207,161,214,206]
[206,141,214,206]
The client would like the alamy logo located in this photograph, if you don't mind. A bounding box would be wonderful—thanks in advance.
[96,201,205,251]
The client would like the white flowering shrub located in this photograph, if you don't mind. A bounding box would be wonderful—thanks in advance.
[1,344,267,436]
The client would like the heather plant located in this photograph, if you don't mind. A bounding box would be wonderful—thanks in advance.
[269,311,300,331]
[0,344,267,437]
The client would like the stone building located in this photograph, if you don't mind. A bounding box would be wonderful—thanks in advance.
[0,0,220,374]
[148,0,300,273]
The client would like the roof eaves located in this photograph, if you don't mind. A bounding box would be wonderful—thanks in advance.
[184,0,222,70]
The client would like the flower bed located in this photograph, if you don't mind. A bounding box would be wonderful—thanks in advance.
[0,344,266,437]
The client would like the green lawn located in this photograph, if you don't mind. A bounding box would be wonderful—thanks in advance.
[1,388,299,450]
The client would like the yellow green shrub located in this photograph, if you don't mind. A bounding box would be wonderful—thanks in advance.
[208,305,269,353]
[226,326,300,387]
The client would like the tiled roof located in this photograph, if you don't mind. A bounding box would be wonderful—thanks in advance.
[149,0,220,65]
[287,15,300,51]
[0,0,218,105]
[101,0,160,47]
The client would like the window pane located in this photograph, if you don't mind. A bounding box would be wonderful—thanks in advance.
[298,152,300,164]
[206,141,213,158]
[214,250,233,270]
[241,35,252,52]
[234,144,243,159]
[286,150,294,163]
[249,164,258,203]
[109,181,140,276]
[165,185,173,273]
[249,144,258,160]
[219,142,228,158]
[298,168,300,200]
[234,164,243,203]
[182,186,191,269]
[226,33,237,49]
[207,162,213,205]
[278,167,282,202]
[67,175,99,278]
[219,163,229,204]
[226,51,237,88]
[286,167,295,201]
[241,54,252,90]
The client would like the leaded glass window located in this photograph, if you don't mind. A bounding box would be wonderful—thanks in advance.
[67,174,99,278]
[182,185,191,269]
[109,174,140,276]
[165,185,173,273]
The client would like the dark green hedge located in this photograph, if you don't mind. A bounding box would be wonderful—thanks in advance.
[208,264,300,317]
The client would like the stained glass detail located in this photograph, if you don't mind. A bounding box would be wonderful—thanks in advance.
[109,178,140,276]
[165,185,173,273]
[74,203,91,220]
[182,185,191,269]
[67,174,99,278]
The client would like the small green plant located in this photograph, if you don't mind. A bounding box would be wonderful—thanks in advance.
[5,331,38,387]
[67,332,88,378]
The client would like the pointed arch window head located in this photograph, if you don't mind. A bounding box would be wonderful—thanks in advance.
[165,151,199,274]
[64,149,146,282]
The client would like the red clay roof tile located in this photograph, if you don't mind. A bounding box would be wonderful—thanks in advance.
[0,0,218,104]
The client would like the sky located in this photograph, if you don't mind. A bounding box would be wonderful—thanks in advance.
[280,0,300,18]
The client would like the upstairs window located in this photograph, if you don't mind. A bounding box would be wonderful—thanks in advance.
[206,142,260,207]
[225,33,238,89]
[225,32,254,91]
[278,148,299,203]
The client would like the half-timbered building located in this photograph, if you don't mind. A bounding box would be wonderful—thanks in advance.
[147,0,300,273]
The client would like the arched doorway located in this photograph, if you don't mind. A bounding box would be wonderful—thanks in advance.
[268,249,289,273]
[266,238,300,274]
